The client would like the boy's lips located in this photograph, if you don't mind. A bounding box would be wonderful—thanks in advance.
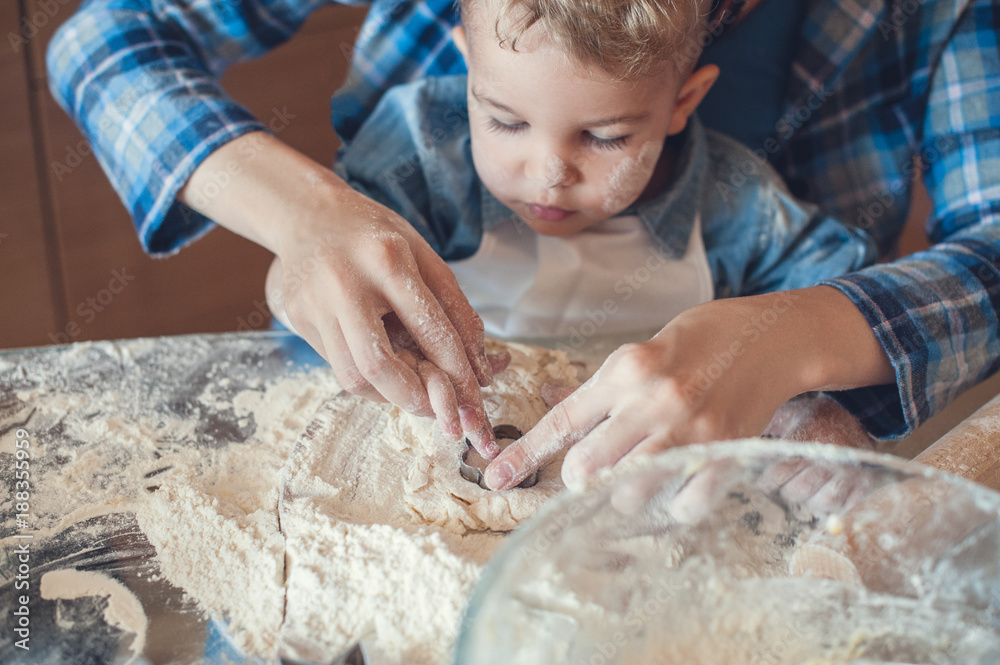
[525,203,573,221]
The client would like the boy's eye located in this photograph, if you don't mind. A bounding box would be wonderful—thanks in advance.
[486,117,527,135]
[584,132,629,151]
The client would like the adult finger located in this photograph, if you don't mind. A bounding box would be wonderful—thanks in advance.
[383,270,497,458]
[418,254,494,386]
[484,386,608,490]
[294,309,389,404]
[540,382,575,408]
[488,351,512,376]
[561,416,653,491]
[336,297,434,417]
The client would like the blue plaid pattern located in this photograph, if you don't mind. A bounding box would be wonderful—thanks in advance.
[47,0,1000,438]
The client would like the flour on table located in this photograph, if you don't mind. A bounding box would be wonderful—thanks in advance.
[133,371,343,656]
[0,335,579,663]
[40,568,147,663]
[279,339,578,665]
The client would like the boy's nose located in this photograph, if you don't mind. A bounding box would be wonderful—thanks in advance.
[525,153,577,188]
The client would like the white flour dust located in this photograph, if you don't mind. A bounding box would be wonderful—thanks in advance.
[40,569,147,662]
[279,339,578,664]
[602,141,661,213]
[0,336,579,664]
[542,154,568,189]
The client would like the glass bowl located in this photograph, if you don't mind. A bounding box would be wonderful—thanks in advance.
[455,440,1000,665]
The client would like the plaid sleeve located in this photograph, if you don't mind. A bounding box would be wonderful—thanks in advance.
[46,0,361,255]
[822,0,1000,439]
[331,0,465,144]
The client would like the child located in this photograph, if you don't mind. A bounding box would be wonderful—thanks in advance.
[270,0,874,362]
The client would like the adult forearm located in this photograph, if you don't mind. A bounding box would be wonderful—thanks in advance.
[177,132,353,254]
[45,0,329,254]
[822,225,1000,437]
[787,285,896,392]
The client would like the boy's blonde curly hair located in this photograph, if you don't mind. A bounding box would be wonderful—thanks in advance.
[463,0,707,80]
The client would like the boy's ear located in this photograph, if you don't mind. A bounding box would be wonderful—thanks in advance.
[667,64,720,136]
[452,25,469,59]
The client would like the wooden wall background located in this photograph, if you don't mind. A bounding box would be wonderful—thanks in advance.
[0,0,367,349]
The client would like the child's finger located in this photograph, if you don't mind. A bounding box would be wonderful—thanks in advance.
[665,459,740,524]
[778,464,834,504]
[560,416,649,491]
[383,272,498,458]
[758,458,810,492]
[414,357,462,440]
[419,255,494,387]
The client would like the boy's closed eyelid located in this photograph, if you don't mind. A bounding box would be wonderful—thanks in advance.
[485,116,527,135]
[584,133,630,150]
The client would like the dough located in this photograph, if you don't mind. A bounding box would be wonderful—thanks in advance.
[278,339,579,664]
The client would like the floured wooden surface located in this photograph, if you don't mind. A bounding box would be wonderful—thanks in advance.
[0,333,578,663]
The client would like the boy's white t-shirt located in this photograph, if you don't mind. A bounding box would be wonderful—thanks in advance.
[448,214,713,358]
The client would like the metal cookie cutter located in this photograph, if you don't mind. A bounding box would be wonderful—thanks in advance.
[459,424,539,490]
[280,642,369,665]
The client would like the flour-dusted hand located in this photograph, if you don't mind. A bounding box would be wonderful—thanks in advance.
[485,286,896,490]
[264,193,498,454]
[182,134,501,457]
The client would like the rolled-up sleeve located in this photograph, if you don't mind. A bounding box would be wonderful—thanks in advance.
[46,0,359,254]
[822,0,1000,438]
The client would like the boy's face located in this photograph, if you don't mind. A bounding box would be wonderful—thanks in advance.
[454,9,716,237]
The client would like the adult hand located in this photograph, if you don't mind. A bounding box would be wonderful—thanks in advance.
[181,133,501,456]
[484,286,895,489]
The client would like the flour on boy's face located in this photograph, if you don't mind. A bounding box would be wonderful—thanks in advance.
[453,2,694,237]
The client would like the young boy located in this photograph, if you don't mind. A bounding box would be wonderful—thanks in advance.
[269,0,874,353]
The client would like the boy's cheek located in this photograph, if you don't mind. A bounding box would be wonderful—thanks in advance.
[598,140,662,213]
[471,140,519,193]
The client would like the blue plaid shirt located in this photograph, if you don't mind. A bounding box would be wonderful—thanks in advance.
[47,0,1000,439]
[335,75,875,297]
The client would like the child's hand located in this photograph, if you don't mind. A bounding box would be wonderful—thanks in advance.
[484,286,895,490]
[181,133,500,457]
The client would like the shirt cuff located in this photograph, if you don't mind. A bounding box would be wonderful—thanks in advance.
[819,276,918,440]
[135,110,269,256]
